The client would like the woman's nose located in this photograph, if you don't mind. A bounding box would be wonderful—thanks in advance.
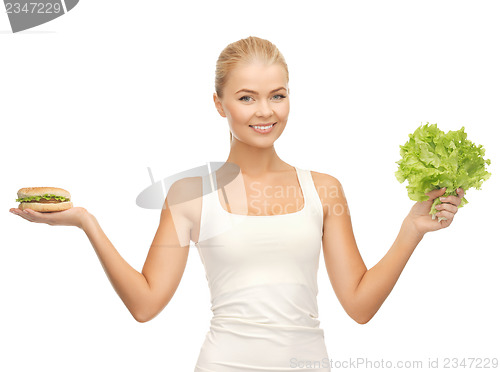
[256,100,273,117]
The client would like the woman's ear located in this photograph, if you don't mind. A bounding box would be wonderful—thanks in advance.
[213,93,226,117]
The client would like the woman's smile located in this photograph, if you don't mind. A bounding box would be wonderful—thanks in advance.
[249,122,276,133]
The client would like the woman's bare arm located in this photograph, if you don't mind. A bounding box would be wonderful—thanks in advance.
[10,178,194,323]
[81,212,153,322]
[82,180,191,322]
[313,172,463,324]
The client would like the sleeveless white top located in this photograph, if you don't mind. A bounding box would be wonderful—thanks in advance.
[194,166,331,372]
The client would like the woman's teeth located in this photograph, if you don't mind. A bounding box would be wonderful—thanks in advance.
[249,123,275,134]
[251,123,274,129]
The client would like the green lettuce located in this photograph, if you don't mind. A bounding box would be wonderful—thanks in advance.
[395,123,491,222]
[16,194,70,203]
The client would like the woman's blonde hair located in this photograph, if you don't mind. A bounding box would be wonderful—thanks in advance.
[214,36,289,145]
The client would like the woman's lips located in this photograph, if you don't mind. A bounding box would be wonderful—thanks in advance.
[249,122,276,134]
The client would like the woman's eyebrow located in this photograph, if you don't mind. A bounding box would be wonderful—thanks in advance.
[235,87,287,95]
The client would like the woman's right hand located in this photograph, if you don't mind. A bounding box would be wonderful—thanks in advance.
[9,207,90,229]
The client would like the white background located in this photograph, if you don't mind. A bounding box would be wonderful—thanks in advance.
[1,1,499,371]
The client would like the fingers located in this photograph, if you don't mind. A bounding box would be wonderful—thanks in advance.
[10,208,52,224]
[435,202,458,214]
[426,187,465,207]
[440,188,464,207]
[24,208,52,224]
[435,208,455,222]
[10,208,35,221]
[10,209,31,221]
[434,188,464,224]
[426,187,447,199]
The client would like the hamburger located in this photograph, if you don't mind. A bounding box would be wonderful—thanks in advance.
[16,187,73,212]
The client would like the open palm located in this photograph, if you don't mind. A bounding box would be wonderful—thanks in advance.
[9,206,88,229]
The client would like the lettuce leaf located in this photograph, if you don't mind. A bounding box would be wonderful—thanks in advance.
[395,123,491,222]
[16,194,70,202]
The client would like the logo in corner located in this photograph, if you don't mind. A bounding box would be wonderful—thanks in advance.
[4,0,79,33]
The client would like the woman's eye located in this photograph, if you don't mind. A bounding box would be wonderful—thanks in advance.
[239,94,286,102]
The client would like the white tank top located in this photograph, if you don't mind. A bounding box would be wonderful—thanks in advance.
[194,166,331,372]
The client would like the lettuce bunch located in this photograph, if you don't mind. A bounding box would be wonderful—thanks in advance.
[395,123,491,221]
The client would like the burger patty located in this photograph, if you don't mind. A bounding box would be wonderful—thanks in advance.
[24,198,64,203]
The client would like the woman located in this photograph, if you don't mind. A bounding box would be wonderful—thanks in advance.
[9,36,464,372]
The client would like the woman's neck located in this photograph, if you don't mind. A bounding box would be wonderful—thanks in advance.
[225,139,289,177]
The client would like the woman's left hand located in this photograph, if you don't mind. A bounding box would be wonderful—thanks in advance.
[407,187,465,235]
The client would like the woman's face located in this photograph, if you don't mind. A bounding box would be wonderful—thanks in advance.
[214,61,290,147]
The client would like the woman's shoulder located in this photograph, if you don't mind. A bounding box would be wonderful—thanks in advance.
[308,169,342,188]
[308,169,345,203]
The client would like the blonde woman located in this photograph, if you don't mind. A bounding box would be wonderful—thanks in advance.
[10,36,464,372]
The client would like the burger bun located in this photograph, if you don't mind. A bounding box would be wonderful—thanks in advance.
[19,201,73,212]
